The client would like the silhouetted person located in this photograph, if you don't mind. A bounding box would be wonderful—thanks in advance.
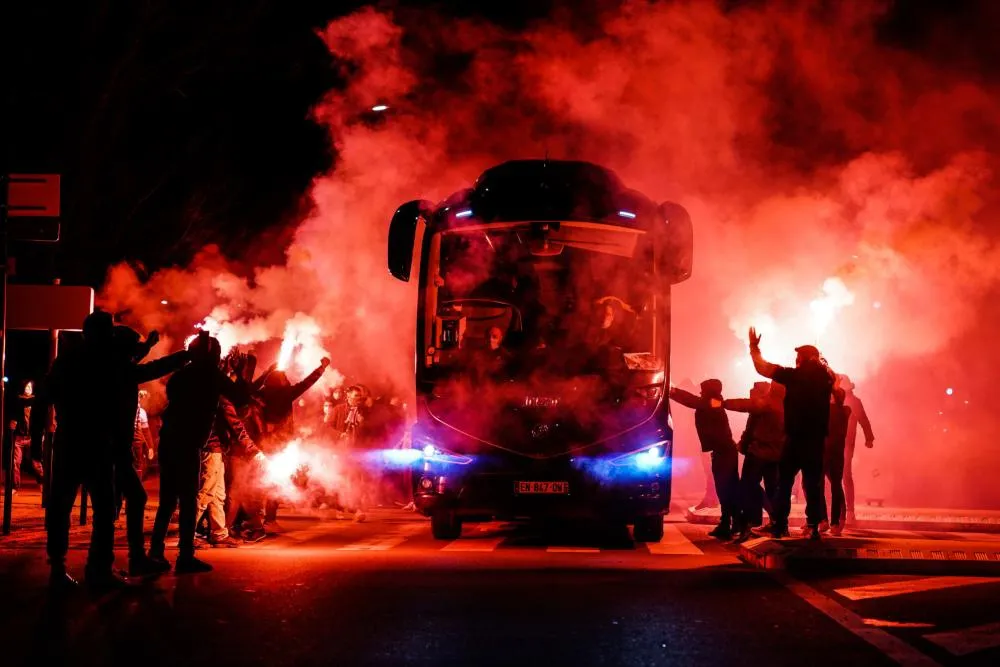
[44,310,123,590]
[258,359,329,522]
[258,361,329,446]
[724,381,786,542]
[669,379,739,539]
[7,380,43,490]
[149,333,247,574]
[200,397,263,546]
[748,329,835,540]
[111,325,190,576]
[824,387,852,534]
[837,374,874,523]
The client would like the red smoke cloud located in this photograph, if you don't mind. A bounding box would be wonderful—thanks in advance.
[101,1,1000,508]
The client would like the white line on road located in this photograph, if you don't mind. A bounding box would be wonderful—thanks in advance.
[338,525,424,551]
[779,574,941,667]
[646,524,704,556]
[835,577,1000,601]
[924,621,1000,656]
[442,537,506,552]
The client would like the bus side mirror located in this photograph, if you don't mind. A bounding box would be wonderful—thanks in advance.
[388,200,433,282]
[656,201,693,284]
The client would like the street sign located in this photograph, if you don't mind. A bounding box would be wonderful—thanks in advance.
[5,218,60,242]
[6,284,93,330]
[6,174,61,217]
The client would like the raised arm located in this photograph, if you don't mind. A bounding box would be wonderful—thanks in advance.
[748,327,782,379]
[289,358,330,401]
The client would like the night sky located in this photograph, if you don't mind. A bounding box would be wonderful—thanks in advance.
[4,0,996,287]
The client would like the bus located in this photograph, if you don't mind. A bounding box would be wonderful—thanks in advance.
[386,159,693,541]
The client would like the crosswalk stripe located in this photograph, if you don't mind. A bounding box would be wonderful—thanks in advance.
[442,537,506,552]
[646,524,704,555]
[834,577,1000,601]
[924,621,1000,656]
[338,525,423,551]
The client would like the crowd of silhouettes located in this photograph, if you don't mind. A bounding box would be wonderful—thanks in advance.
[671,328,874,542]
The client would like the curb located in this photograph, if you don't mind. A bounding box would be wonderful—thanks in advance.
[686,507,1000,534]
[739,537,1000,575]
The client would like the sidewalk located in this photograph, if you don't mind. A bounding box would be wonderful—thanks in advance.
[739,534,1000,575]
[0,479,162,548]
[683,503,1000,533]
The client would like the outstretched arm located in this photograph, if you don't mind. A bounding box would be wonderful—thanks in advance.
[668,387,702,410]
[135,350,190,383]
[723,398,756,413]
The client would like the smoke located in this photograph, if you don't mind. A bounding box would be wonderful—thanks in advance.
[101,0,1000,508]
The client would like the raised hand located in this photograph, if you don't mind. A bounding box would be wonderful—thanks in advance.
[146,330,161,347]
[749,327,762,350]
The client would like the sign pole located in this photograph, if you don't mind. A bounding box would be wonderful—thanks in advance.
[2,183,11,535]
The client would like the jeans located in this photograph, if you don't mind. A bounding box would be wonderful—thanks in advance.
[115,452,148,559]
[45,441,117,575]
[150,449,201,558]
[197,451,228,540]
[844,441,857,517]
[711,447,739,527]
[737,452,780,529]
[825,446,846,526]
[773,435,827,529]
[10,436,43,488]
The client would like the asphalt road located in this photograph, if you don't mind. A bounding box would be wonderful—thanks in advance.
[0,512,997,667]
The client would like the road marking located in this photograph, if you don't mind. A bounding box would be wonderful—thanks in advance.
[338,525,423,551]
[863,619,935,629]
[778,574,941,667]
[546,546,600,553]
[924,621,1000,656]
[835,577,1000,601]
[442,537,505,552]
[646,524,704,556]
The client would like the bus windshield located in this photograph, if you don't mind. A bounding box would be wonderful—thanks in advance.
[427,221,664,383]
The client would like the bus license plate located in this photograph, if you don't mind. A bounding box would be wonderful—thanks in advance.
[515,481,569,494]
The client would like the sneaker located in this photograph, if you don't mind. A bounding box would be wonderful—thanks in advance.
[85,569,132,592]
[353,510,367,523]
[730,527,753,544]
[243,529,266,543]
[49,569,80,593]
[818,520,831,534]
[753,523,789,539]
[174,556,213,574]
[829,523,844,536]
[845,512,857,526]
[708,524,732,539]
[209,536,241,548]
[803,525,822,541]
[129,554,171,577]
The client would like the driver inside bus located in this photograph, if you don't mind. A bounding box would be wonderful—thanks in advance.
[470,326,512,382]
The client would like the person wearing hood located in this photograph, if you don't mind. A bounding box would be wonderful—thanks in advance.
[748,329,835,540]
[669,379,739,539]
[43,311,124,590]
[148,333,249,574]
[724,381,786,542]
[6,380,44,491]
